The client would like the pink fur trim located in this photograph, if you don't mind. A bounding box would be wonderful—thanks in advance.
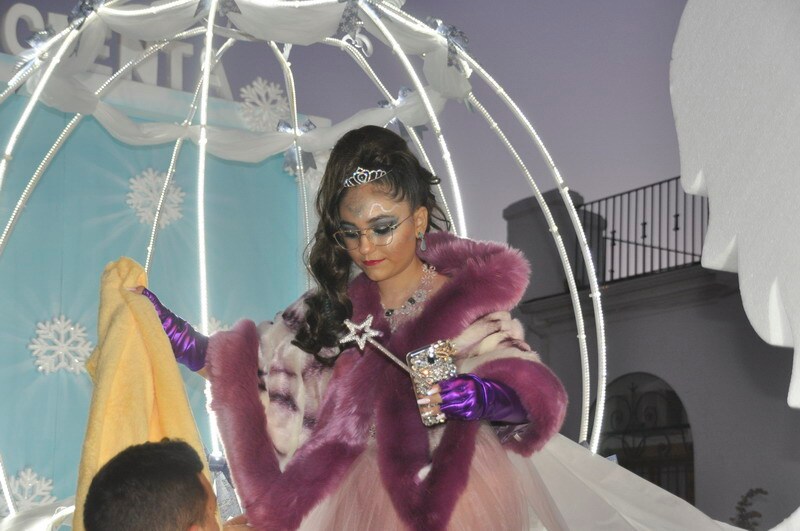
[421,232,531,330]
[206,321,278,523]
[207,322,378,530]
[260,350,378,529]
[473,357,567,456]
[345,232,537,530]
[207,233,562,529]
[375,364,480,531]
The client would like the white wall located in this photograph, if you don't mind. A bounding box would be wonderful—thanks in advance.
[519,266,800,528]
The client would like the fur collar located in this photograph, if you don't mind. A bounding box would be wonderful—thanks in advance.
[209,232,532,530]
[343,232,531,530]
[348,231,531,349]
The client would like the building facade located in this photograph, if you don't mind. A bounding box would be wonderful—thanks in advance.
[505,185,800,529]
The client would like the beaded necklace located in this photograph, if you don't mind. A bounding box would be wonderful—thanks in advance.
[381,262,437,332]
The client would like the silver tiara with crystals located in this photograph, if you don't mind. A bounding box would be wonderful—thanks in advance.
[342,166,389,188]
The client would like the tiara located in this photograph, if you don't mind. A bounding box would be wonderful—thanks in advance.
[342,166,389,188]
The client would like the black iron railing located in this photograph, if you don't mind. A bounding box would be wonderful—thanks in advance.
[576,177,708,286]
[599,377,695,504]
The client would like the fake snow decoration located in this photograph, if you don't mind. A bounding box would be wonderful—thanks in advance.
[28,316,93,374]
[285,149,331,197]
[127,168,186,229]
[207,317,230,336]
[0,468,56,517]
[194,317,230,336]
[238,77,290,133]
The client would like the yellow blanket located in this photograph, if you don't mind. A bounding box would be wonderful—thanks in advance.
[73,257,210,531]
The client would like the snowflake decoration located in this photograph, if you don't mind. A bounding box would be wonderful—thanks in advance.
[237,77,290,132]
[127,168,185,229]
[28,315,93,374]
[0,468,57,517]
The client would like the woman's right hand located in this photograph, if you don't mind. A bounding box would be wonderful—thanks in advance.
[131,285,209,373]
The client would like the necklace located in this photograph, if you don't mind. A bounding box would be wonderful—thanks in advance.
[381,263,437,332]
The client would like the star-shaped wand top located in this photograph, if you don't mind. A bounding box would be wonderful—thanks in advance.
[340,314,382,351]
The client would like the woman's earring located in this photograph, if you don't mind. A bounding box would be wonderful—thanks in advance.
[418,231,427,252]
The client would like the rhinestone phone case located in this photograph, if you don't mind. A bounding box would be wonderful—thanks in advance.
[406,340,457,426]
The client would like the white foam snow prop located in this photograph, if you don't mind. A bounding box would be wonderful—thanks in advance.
[0,498,74,531]
[671,0,800,407]
[772,506,800,531]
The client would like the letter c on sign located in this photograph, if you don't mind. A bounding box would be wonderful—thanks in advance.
[2,3,45,55]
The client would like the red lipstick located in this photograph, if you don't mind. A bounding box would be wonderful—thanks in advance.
[363,259,385,267]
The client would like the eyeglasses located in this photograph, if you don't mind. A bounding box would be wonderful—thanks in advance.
[333,214,414,251]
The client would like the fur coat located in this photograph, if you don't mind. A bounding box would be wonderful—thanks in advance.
[205,232,567,531]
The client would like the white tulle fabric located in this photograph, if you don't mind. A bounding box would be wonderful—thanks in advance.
[299,427,735,531]
[518,435,738,530]
[19,0,465,165]
[83,91,443,163]
[97,0,203,42]
[0,433,741,530]
[300,426,537,530]
[227,2,345,46]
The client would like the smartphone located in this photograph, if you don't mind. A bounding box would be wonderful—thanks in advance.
[406,340,458,426]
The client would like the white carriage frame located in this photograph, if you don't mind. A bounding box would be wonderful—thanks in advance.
[0,0,608,517]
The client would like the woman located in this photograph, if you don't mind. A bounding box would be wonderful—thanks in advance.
[141,126,740,531]
[142,125,567,529]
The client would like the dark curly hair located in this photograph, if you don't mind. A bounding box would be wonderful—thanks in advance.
[293,125,449,362]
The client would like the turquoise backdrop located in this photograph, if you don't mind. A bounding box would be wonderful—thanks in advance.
[0,92,302,513]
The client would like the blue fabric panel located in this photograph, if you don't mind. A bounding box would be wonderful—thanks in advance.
[0,94,301,505]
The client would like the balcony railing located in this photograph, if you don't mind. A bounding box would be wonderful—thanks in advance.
[576,177,708,286]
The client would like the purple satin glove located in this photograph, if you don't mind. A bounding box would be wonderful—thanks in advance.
[141,287,208,372]
[438,374,528,424]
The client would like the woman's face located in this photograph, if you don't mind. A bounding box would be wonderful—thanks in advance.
[337,182,428,284]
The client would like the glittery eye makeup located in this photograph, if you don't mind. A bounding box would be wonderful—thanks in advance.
[339,215,398,231]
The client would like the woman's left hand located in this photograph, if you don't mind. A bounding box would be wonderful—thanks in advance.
[418,374,529,424]
[416,384,445,423]
[420,374,486,421]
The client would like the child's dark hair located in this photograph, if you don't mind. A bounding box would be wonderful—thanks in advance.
[84,439,207,531]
